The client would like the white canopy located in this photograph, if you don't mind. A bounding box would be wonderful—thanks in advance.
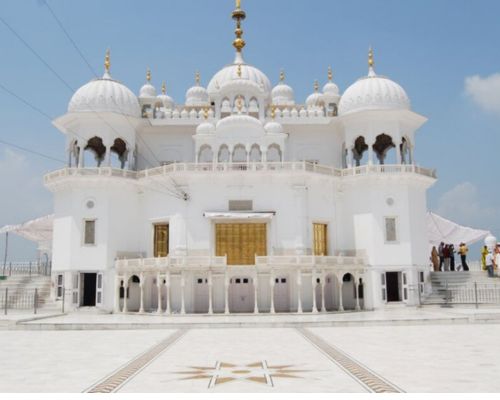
[427,211,490,247]
[0,214,54,251]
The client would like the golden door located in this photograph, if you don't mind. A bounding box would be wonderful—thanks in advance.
[313,223,328,256]
[154,224,169,257]
[216,223,267,265]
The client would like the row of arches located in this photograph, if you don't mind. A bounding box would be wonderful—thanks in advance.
[343,134,413,167]
[197,143,283,163]
[69,136,135,169]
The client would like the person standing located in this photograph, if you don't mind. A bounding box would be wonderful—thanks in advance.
[449,244,456,271]
[431,246,440,272]
[481,245,489,271]
[459,242,469,271]
[486,250,495,277]
[443,244,451,271]
[438,242,445,271]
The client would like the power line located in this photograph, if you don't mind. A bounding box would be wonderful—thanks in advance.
[43,0,98,78]
[0,138,65,164]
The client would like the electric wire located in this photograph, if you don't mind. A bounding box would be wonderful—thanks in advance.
[0,138,65,164]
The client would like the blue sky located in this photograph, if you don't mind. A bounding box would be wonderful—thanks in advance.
[0,0,499,260]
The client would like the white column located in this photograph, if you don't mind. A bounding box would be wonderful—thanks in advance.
[246,145,251,164]
[180,272,186,314]
[78,145,84,168]
[346,146,353,168]
[262,150,267,163]
[396,142,402,164]
[224,273,229,314]
[297,269,303,314]
[114,275,121,313]
[253,274,259,314]
[355,274,361,311]
[228,146,233,163]
[320,272,326,312]
[368,144,374,166]
[338,277,344,312]
[208,271,213,315]
[312,272,318,313]
[156,272,162,314]
[269,271,275,314]
[139,273,145,313]
[122,274,128,313]
[165,272,171,314]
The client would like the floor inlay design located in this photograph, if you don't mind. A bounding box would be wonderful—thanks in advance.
[85,329,188,393]
[175,361,309,388]
[296,328,403,393]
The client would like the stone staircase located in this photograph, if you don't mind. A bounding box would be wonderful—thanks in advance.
[0,275,56,309]
[423,271,497,305]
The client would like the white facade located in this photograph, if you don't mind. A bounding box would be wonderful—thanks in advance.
[44,3,436,315]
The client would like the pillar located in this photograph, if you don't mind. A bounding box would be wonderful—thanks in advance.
[208,271,213,315]
[114,275,121,313]
[139,273,145,313]
[355,274,361,311]
[253,274,259,314]
[396,141,402,164]
[122,274,128,313]
[320,272,326,312]
[77,146,84,168]
[180,272,186,315]
[368,144,374,166]
[346,146,353,168]
[297,269,303,314]
[224,273,229,314]
[246,145,251,164]
[338,279,344,312]
[262,150,267,163]
[156,272,162,314]
[269,272,275,314]
[165,272,171,314]
[312,272,318,313]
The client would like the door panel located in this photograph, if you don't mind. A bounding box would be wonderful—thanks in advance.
[216,223,267,265]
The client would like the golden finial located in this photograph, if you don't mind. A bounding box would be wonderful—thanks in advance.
[314,80,319,92]
[146,67,151,83]
[203,107,209,120]
[328,66,333,82]
[368,46,374,68]
[236,96,243,113]
[195,70,200,85]
[232,0,246,52]
[104,49,110,72]
[271,104,276,119]
[279,69,285,83]
[161,81,166,95]
[237,64,242,78]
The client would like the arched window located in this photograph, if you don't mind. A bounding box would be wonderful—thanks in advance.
[373,134,396,165]
[249,144,262,162]
[84,136,106,167]
[352,136,368,167]
[232,144,247,163]
[198,145,214,163]
[218,145,230,162]
[110,138,128,169]
[267,144,282,162]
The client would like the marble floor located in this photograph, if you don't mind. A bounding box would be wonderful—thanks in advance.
[1,323,499,392]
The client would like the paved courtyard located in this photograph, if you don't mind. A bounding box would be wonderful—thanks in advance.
[1,321,499,392]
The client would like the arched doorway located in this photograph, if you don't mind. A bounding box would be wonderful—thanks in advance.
[342,273,356,310]
[127,275,141,312]
[110,138,128,169]
[84,136,106,167]
[324,274,340,311]
[353,136,368,166]
[373,134,395,165]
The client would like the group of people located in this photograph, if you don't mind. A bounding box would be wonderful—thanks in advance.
[481,245,500,278]
[431,242,469,272]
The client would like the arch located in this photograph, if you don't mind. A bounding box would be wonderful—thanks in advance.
[324,273,340,311]
[84,136,106,167]
[149,275,159,312]
[352,136,368,167]
[198,145,214,163]
[373,134,396,165]
[400,137,412,164]
[341,273,356,310]
[221,97,231,114]
[218,145,230,162]
[267,143,282,162]
[248,97,259,112]
[110,138,128,169]
[232,144,247,163]
[127,275,141,312]
[249,144,262,162]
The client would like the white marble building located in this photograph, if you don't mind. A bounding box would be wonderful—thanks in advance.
[44,1,436,315]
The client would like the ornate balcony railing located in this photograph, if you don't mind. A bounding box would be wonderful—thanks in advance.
[45,162,436,185]
[255,255,365,267]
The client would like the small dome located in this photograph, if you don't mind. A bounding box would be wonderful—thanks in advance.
[338,66,410,116]
[323,67,340,97]
[157,82,174,109]
[68,71,140,118]
[207,53,272,97]
[139,82,156,98]
[186,86,209,106]
[196,121,215,135]
[264,120,284,134]
[306,81,323,109]
[271,70,295,106]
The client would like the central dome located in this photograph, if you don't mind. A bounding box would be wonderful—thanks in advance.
[207,53,272,98]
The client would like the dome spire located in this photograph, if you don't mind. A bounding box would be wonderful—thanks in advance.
[146,67,151,83]
[327,66,333,82]
[161,81,166,95]
[195,70,201,85]
[232,0,246,54]
[103,48,111,78]
[368,46,376,77]
[279,69,285,83]
[314,80,319,92]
